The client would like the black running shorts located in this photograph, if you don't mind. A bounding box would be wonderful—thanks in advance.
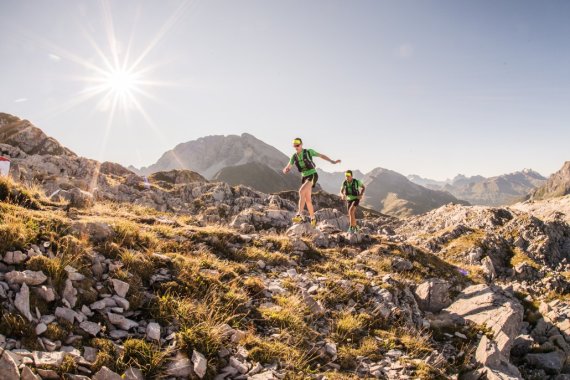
[301,173,319,188]
[347,199,360,208]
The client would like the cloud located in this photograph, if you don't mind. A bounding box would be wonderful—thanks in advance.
[397,44,414,59]
[14,98,28,103]
[48,53,61,62]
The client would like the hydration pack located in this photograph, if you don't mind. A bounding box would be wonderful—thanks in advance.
[343,179,359,196]
[293,149,316,172]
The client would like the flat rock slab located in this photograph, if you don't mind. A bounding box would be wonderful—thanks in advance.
[445,284,523,355]
[5,270,47,286]
[32,351,66,367]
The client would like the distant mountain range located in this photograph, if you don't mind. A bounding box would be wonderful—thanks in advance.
[316,168,468,216]
[408,170,547,207]
[131,134,468,216]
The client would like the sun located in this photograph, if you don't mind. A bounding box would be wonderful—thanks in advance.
[105,69,138,95]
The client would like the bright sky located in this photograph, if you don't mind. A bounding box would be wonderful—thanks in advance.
[1,0,569,180]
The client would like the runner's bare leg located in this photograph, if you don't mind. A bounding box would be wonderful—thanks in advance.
[305,184,315,218]
[298,181,311,216]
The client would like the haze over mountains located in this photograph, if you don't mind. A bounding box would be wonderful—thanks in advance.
[408,169,547,206]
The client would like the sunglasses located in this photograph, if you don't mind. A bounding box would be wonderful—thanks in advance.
[293,144,301,148]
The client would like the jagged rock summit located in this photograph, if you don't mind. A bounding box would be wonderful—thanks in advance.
[0,113,76,157]
[531,161,570,200]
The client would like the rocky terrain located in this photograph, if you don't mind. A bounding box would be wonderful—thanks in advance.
[1,113,570,379]
[409,170,547,207]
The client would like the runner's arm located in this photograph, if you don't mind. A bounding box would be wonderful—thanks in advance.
[316,153,341,164]
[282,163,292,174]
[339,185,346,199]
[358,183,366,199]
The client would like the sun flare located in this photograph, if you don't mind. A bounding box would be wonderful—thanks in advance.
[105,69,138,95]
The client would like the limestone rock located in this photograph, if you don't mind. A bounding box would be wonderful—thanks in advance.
[80,321,101,337]
[111,279,130,298]
[445,284,523,355]
[166,352,193,377]
[93,366,122,380]
[192,350,207,379]
[146,322,161,342]
[21,366,41,380]
[3,250,27,265]
[5,270,47,286]
[414,279,451,313]
[15,283,33,321]
[0,349,20,379]
[525,351,565,375]
[107,313,138,330]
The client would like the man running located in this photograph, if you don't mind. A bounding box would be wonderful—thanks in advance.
[340,170,366,233]
[283,138,341,226]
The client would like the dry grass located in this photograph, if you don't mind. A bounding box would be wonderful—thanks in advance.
[510,247,541,270]
[259,295,310,335]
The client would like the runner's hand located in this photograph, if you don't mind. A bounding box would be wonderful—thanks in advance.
[283,167,290,174]
[334,159,341,164]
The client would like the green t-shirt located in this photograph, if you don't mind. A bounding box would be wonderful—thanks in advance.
[343,179,364,201]
[289,149,319,177]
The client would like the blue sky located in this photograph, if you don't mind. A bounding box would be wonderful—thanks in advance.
[1,0,569,179]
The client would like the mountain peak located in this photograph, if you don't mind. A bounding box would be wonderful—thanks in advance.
[531,161,570,200]
[0,113,76,157]
[138,132,289,179]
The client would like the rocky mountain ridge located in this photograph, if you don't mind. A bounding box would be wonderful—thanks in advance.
[531,161,570,201]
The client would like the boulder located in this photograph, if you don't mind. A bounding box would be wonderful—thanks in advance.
[68,188,94,208]
[445,284,523,355]
[414,279,451,313]
[392,257,414,272]
[70,221,114,243]
[475,336,522,379]
[525,351,566,375]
